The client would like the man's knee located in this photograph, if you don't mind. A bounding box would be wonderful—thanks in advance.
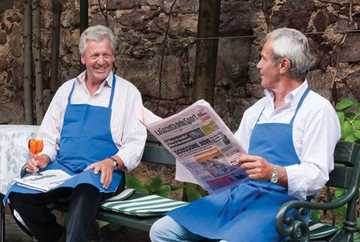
[72,184,101,204]
[150,216,175,242]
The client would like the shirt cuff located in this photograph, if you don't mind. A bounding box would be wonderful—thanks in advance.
[115,150,142,172]
[285,165,307,199]
[41,147,57,162]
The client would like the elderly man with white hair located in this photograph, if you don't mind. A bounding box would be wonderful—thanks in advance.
[6,25,147,242]
[150,28,341,242]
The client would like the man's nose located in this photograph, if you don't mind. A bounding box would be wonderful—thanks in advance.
[97,55,105,64]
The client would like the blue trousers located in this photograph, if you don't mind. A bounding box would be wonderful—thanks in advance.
[150,215,228,242]
[9,184,112,242]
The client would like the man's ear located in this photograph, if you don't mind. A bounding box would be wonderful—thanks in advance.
[279,58,291,74]
[80,55,85,65]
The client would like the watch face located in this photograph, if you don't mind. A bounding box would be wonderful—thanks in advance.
[271,167,279,183]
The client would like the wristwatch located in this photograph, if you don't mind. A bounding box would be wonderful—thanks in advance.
[109,156,118,169]
[270,166,279,183]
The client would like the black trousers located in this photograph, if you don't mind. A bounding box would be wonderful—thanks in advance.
[9,184,113,242]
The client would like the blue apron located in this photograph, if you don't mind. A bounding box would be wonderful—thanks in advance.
[169,88,310,242]
[4,74,123,201]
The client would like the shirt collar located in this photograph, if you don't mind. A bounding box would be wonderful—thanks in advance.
[264,80,309,109]
[76,71,114,88]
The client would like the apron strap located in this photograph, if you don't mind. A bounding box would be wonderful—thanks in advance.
[67,75,116,108]
[108,74,116,109]
[67,80,76,104]
[290,88,310,125]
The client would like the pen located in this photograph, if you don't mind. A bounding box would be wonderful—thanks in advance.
[33,169,42,176]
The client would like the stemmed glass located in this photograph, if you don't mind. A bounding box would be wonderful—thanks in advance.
[27,136,44,174]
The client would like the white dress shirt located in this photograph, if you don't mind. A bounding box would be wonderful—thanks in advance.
[38,71,147,172]
[234,81,341,198]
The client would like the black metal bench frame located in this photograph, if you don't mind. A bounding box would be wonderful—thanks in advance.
[276,141,360,242]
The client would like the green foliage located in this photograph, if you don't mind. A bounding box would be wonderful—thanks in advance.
[183,183,205,202]
[145,176,172,197]
[335,98,360,142]
[310,210,321,223]
[322,98,360,240]
[125,174,205,201]
[125,175,171,197]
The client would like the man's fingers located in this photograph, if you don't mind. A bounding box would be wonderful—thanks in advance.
[101,168,112,188]
[240,161,258,170]
[26,159,39,173]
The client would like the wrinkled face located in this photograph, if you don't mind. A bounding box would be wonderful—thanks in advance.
[256,40,281,90]
[81,38,115,84]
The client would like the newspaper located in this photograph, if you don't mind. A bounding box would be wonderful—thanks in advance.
[14,169,72,192]
[144,100,247,193]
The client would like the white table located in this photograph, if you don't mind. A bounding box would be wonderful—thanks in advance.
[0,125,39,194]
[0,125,39,242]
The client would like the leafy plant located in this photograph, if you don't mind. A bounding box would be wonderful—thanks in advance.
[335,98,360,142]
[326,98,360,241]
[183,183,206,202]
[125,175,171,197]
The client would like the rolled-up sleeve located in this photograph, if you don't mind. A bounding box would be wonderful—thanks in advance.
[286,104,340,198]
[115,90,147,171]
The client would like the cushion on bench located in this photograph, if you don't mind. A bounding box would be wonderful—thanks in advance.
[101,194,187,217]
[309,222,337,240]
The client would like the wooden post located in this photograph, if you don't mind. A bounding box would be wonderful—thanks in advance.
[80,0,88,71]
[192,0,220,105]
[50,0,61,93]
[32,0,44,124]
[23,0,33,124]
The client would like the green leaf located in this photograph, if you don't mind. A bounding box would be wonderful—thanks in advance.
[354,130,360,139]
[344,135,357,142]
[184,184,202,202]
[126,175,148,194]
[310,210,321,222]
[334,188,344,198]
[336,112,345,124]
[336,99,354,111]
[150,176,163,188]
[158,185,171,197]
[342,121,353,140]
[353,120,360,129]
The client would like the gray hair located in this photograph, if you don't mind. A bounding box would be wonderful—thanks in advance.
[79,25,116,55]
[266,28,315,79]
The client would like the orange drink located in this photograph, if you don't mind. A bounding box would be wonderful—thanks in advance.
[28,138,44,156]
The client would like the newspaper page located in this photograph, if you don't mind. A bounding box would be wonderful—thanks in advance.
[145,100,247,193]
[14,169,72,192]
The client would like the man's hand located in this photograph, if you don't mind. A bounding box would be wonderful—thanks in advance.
[237,154,273,180]
[87,157,124,189]
[25,154,50,174]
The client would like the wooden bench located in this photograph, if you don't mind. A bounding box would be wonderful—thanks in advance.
[99,140,360,242]
[96,134,176,232]
[276,141,360,242]
[2,136,359,242]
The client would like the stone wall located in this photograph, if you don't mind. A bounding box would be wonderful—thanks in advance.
[0,0,359,130]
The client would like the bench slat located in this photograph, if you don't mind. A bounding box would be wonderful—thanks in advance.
[327,166,353,188]
[142,144,175,165]
[97,211,160,232]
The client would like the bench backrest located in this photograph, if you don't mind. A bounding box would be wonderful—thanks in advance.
[142,134,175,166]
[327,141,360,189]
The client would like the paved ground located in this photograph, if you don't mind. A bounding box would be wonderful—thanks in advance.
[4,210,150,242]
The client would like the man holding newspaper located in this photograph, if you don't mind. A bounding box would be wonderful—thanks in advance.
[4,25,146,242]
[150,28,341,241]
